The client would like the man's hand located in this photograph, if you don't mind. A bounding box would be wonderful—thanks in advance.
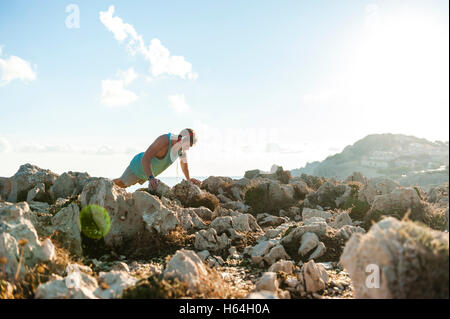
[148,177,160,190]
[189,178,201,186]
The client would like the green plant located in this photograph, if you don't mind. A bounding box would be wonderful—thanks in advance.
[343,198,370,221]
[78,205,111,239]
[122,275,188,299]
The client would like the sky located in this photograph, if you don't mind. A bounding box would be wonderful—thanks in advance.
[0,0,449,179]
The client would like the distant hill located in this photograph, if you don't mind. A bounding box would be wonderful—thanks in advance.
[291,133,449,190]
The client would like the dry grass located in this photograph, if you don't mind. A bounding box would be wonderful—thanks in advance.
[122,266,244,299]
[1,241,77,299]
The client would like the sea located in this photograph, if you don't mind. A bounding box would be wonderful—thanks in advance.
[125,176,243,193]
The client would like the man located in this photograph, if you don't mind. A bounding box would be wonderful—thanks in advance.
[113,128,201,190]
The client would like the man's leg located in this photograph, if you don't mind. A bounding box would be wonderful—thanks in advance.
[113,178,127,188]
[114,166,141,189]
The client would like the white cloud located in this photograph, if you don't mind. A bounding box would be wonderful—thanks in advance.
[99,6,139,42]
[101,67,138,107]
[168,94,191,114]
[0,49,36,86]
[145,39,198,79]
[117,67,138,85]
[18,143,74,153]
[16,142,131,156]
[99,5,197,80]
[101,79,138,107]
[0,137,11,153]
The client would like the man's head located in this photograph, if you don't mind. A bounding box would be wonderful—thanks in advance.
[178,128,197,150]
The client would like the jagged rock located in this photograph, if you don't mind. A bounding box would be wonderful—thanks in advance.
[244,179,297,214]
[171,180,203,203]
[341,217,449,298]
[231,214,251,233]
[28,201,50,214]
[281,221,329,260]
[263,244,290,265]
[7,164,58,203]
[336,225,366,241]
[147,180,173,198]
[41,238,56,261]
[330,212,352,229]
[246,213,263,233]
[0,177,11,200]
[80,178,179,252]
[365,187,429,225]
[291,180,311,199]
[0,201,38,226]
[171,180,219,211]
[302,208,332,222]
[0,202,51,280]
[228,246,241,259]
[206,255,225,267]
[284,276,299,288]
[51,203,83,256]
[358,177,400,205]
[142,199,179,235]
[308,242,326,260]
[246,291,278,299]
[227,178,251,201]
[35,267,98,299]
[316,182,348,209]
[209,212,260,237]
[200,176,233,195]
[197,250,210,261]
[263,224,291,239]
[188,207,213,221]
[303,216,326,225]
[279,207,301,219]
[49,171,91,201]
[66,263,93,275]
[194,228,230,253]
[427,183,448,206]
[111,261,130,273]
[303,260,329,293]
[257,213,288,228]
[163,249,209,292]
[94,271,137,299]
[177,208,207,232]
[251,240,276,265]
[26,183,46,202]
[255,272,279,292]
[268,259,295,274]
[217,194,232,203]
[210,216,232,234]
[298,232,319,256]
[221,201,250,213]
[244,169,264,179]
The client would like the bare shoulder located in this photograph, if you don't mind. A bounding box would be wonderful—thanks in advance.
[154,134,169,145]
[145,134,169,155]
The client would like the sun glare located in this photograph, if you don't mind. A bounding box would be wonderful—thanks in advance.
[351,9,448,106]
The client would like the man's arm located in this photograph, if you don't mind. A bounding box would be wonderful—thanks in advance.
[179,153,191,180]
[179,154,201,185]
[141,135,168,178]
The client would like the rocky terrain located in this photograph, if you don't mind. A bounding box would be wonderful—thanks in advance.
[292,134,449,190]
[0,163,448,299]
